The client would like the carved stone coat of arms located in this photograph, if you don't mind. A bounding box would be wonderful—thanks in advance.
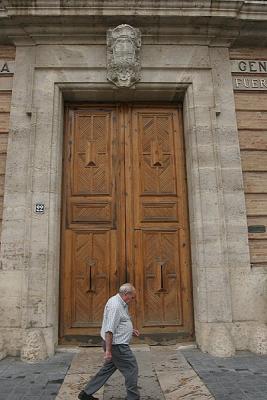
[107,24,141,87]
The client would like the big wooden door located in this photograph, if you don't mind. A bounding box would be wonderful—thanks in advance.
[60,104,193,343]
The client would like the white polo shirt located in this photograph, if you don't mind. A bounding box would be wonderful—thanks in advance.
[100,294,133,345]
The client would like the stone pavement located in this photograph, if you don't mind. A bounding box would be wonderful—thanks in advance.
[56,345,213,400]
[0,351,74,400]
[183,349,267,400]
[2,346,267,399]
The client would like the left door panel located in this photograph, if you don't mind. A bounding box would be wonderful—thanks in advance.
[60,106,124,342]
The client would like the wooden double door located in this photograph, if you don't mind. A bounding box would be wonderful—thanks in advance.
[60,104,193,343]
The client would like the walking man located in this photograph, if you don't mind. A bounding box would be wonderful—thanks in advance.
[78,283,140,400]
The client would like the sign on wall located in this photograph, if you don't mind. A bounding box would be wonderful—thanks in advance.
[0,60,15,75]
[233,76,267,90]
[231,59,267,91]
[34,203,45,214]
[231,60,267,73]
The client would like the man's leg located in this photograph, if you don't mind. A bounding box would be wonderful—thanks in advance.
[112,345,139,400]
[82,359,117,396]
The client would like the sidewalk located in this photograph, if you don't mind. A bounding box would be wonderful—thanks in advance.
[0,351,74,400]
[183,349,267,400]
[1,346,267,399]
[56,345,213,400]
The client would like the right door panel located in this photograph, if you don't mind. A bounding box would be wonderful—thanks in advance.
[128,106,193,338]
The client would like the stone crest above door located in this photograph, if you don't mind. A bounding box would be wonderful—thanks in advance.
[107,24,141,87]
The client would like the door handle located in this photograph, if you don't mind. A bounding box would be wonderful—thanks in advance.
[86,259,96,293]
[88,264,93,292]
[155,259,167,293]
[68,141,72,161]
[159,263,164,291]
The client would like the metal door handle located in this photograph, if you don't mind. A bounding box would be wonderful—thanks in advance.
[68,141,72,161]
[86,260,96,293]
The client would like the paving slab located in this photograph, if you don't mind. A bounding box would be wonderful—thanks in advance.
[56,347,104,400]
[150,346,214,400]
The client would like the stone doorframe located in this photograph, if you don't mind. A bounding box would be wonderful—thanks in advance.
[0,45,255,358]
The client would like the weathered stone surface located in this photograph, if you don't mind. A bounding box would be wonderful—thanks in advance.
[20,330,48,362]
[0,334,6,360]
[207,325,235,357]
[249,324,267,355]
[151,346,214,400]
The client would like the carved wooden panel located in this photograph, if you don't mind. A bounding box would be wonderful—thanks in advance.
[141,201,178,222]
[73,113,112,195]
[70,202,112,224]
[141,230,182,326]
[138,114,176,194]
[71,231,111,327]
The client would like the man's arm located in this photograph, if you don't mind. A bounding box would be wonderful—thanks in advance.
[104,331,113,362]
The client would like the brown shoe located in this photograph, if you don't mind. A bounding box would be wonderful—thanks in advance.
[78,390,98,400]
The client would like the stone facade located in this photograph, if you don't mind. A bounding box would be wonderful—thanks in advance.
[0,1,267,360]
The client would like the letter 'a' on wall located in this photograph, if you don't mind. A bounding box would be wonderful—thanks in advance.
[0,60,15,75]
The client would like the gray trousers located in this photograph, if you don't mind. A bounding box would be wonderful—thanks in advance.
[84,344,140,400]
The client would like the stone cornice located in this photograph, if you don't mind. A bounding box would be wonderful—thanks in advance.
[0,1,267,19]
[0,1,267,47]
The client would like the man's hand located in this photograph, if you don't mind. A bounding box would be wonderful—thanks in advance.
[133,328,140,337]
[104,350,112,363]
